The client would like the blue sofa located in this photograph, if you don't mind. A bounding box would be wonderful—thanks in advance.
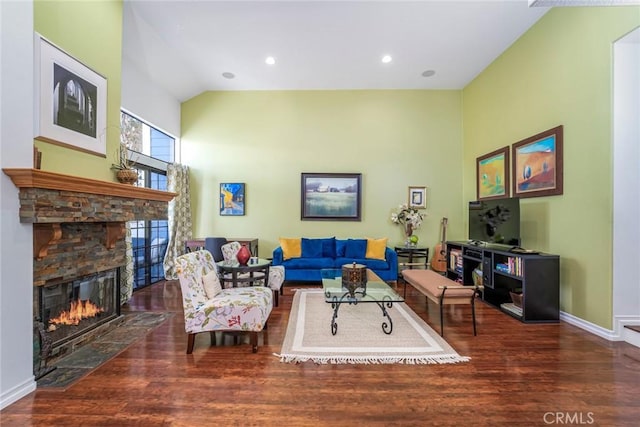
[271,237,397,283]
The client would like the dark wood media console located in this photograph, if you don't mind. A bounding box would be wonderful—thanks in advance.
[446,241,559,323]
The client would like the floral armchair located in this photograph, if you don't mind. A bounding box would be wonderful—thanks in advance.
[221,241,286,307]
[175,250,272,353]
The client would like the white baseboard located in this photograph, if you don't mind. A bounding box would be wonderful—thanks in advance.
[623,327,640,348]
[560,311,640,348]
[617,315,640,348]
[560,311,617,340]
[614,314,640,333]
[0,377,36,411]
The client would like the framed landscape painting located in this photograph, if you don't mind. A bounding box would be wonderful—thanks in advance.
[301,173,362,221]
[220,183,245,216]
[512,125,563,198]
[34,33,107,157]
[476,146,509,200]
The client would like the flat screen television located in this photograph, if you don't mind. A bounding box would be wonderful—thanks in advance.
[468,198,521,246]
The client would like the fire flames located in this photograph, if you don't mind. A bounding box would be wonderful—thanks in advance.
[48,299,104,328]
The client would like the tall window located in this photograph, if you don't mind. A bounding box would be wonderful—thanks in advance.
[121,111,175,290]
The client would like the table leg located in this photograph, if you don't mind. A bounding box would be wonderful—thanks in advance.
[330,298,342,335]
[329,292,358,335]
[329,293,394,335]
[374,299,394,335]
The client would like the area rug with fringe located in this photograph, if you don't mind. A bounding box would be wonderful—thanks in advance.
[275,289,470,365]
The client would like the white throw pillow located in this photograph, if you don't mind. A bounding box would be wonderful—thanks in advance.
[202,270,222,299]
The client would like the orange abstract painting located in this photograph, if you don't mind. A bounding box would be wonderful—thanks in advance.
[476,146,509,201]
[512,126,563,198]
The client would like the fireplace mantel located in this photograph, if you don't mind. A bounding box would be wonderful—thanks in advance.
[3,168,176,265]
[3,168,176,202]
[3,168,175,224]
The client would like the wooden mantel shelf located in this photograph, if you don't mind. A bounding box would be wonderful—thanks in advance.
[2,168,176,202]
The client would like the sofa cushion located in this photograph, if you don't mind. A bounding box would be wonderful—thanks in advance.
[335,239,348,257]
[365,237,388,260]
[279,237,302,260]
[301,238,323,258]
[320,237,336,258]
[282,257,335,269]
[345,239,367,259]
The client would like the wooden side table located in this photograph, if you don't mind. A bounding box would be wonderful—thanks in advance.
[185,238,259,256]
[185,238,205,252]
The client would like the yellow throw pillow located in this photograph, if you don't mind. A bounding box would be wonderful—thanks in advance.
[365,237,388,260]
[280,237,302,260]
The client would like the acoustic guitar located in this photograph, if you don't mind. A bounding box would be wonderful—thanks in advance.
[431,217,448,273]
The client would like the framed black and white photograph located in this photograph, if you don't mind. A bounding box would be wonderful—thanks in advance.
[301,173,362,221]
[34,33,107,157]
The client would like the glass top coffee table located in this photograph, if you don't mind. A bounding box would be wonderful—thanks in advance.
[321,268,404,335]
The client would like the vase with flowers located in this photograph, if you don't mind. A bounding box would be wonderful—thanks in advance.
[390,204,426,246]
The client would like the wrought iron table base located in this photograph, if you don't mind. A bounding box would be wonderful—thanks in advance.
[328,291,394,335]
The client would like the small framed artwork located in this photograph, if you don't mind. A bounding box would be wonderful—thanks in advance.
[408,186,427,209]
[220,183,245,216]
[34,33,107,157]
[301,173,362,221]
[476,146,510,200]
[512,125,563,198]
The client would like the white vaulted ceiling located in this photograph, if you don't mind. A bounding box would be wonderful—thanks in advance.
[122,1,550,102]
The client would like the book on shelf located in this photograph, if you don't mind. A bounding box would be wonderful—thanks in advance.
[495,257,524,276]
[501,302,523,317]
[449,249,462,272]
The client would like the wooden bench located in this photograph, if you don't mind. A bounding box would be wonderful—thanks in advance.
[401,269,480,337]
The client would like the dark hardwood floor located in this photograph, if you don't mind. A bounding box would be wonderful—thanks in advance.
[2,280,639,426]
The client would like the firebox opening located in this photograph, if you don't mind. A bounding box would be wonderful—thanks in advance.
[38,268,121,349]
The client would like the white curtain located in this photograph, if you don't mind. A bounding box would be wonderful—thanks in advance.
[163,163,193,279]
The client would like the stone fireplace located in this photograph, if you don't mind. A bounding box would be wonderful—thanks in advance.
[3,168,174,377]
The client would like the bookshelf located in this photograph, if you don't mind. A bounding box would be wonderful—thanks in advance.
[445,241,559,323]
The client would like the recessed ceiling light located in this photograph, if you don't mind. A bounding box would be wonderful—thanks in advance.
[265,56,276,65]
[422,70,436,77]
[381,55,392,64]
[222,72,235,79]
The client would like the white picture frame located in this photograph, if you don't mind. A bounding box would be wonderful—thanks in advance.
[408,186,427,209]
[34,33,107,157]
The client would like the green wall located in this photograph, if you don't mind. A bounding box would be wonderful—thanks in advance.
[34,0,122,181]
[463,7,640,328]
[181,90,464,256]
